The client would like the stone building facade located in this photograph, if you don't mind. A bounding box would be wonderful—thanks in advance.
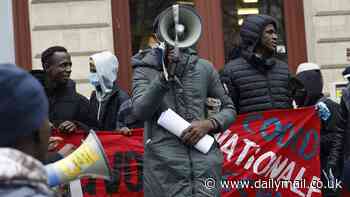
[304,0,350,101]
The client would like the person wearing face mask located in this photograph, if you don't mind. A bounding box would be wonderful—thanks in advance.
[290,62,345,197]
[88,51,129,131]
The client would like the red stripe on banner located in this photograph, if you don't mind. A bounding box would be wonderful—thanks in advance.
[51,107,327,197]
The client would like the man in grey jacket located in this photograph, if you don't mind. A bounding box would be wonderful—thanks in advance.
[132,7,236,197]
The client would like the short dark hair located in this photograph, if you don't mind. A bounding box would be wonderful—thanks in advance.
[41,46,68,70]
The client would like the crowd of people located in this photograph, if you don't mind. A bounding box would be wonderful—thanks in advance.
[1,5,350,197]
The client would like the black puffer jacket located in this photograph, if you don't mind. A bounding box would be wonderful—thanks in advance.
[320,98,345,174]
[221,15,292,114]
[340,87,350,160]
[221,54,291,114]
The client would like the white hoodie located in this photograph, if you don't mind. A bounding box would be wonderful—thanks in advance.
[89,51,119,120]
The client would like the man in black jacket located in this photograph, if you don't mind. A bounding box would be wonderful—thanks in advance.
[221,14,292,114]
[290,62,345,197]
[41,46,91,132]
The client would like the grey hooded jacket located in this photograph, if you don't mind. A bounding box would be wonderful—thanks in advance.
[132,48,236,197]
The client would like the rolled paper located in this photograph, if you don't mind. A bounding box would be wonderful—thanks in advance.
[157,108,214,154]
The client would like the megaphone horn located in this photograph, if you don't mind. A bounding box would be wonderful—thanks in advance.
[45,130,112,187]
[158,4,202,48]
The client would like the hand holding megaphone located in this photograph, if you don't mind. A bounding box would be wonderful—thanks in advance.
[165,46,180,79]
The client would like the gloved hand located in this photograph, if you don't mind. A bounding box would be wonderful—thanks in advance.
[315,101,331,121]
[164,46,181,80]
[180,119,217,146]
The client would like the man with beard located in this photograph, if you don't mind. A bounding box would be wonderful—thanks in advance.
[290,62,345,197]
[132,6,236,197]
[221,15,292,114]
[41,46,91,133]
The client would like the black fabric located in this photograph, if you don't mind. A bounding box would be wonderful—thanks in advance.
[343,66,350,77]
[47,79,92,131]
[89,85,129,130]
[292,70,345,181]
[295,70,323,106]
[320,98,345,177]
[221,56,292,114]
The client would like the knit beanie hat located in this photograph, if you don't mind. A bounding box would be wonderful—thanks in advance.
[0,64,48,146]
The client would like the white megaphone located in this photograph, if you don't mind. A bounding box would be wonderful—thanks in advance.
[45,130,112,187]
[157,4,202,48]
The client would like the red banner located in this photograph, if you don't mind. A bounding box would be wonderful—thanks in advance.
[54,107,323,197]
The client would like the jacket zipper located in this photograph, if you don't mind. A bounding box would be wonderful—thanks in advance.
[97,101,101,121]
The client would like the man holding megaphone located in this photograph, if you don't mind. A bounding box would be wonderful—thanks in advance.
[132,5,236,197]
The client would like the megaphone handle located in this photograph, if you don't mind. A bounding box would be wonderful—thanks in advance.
[173,4,179,47]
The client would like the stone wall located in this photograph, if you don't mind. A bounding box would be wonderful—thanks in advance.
[303,0,350,101]
[0,0,15,63]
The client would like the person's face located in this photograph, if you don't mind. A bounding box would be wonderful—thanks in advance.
[46,51,72,84]
[261,24,277,52]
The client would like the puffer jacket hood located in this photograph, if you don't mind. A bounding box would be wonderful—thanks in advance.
[240,14,277,53]
[90,51,119,101]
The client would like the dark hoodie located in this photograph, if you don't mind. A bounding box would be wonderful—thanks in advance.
[45,79,91,131]
[221,15,292,114]
[292,69,345,195]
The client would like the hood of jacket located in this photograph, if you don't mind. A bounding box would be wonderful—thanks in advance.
[0,148,54,196]
[293,70,323,106]
[90,51,119,101]
[240,14,277,53]
[239,15,278,71]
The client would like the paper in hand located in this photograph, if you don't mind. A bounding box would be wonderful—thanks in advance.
[157,108,214,154]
